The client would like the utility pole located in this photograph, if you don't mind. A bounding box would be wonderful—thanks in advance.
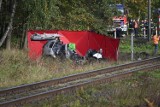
[148,0,151,41]
[122,0,125,14]
[158,8,160,36]
[122,0,124,7]
[131,29,134,61]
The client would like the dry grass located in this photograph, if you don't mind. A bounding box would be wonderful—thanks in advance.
[0,49,120,88]
[1,49,160,106]
[25,72,160,107]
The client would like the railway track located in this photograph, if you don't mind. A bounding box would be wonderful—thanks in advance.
[0,56,160,107]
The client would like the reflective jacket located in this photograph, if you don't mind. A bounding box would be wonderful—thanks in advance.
[152,35,159,45]
[134,21,138,28]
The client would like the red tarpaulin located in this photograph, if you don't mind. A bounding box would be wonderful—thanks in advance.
[27,30,120,60]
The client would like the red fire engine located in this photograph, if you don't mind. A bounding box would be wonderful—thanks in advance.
[108,4,128,37]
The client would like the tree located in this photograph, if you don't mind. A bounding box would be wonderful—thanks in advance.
[11,0,61,48]
[116,0,159,20]
[0,0,2,11]
[0,0,16,49]
[0,0,124,49]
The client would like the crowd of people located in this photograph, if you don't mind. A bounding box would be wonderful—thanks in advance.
[128,18,156,38]
[128,18,159,56]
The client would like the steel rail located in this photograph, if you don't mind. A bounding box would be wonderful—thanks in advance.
[0,63,155,104]
[0,63,160,107]
[0,56,160,97]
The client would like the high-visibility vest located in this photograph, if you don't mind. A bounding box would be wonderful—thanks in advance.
[152,35,159,44]
[134,21,138,28]
[68,43,76,51]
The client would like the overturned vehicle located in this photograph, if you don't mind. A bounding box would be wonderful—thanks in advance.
[31,33,104,62]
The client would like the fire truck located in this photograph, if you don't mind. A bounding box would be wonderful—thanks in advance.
[108,4,128,37]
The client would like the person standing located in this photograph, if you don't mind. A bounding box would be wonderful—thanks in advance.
[116,24,122,38]
[152,32,160,56]
[134,19,139,37]
[150,19,155,35]
[144,19,148,36]
[128,19,135,35]
[140,20,145,36]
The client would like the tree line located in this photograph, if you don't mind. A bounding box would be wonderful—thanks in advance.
[0,0,159,50]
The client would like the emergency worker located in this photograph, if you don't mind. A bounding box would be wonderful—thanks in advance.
[140,20,145,36]
[128,19,135,35]
[152,32,160,55]
[144,19,148,35]
[150,19,155,35]
[134,20,139,37]
[65,43,76,59]
[116,24,122,38]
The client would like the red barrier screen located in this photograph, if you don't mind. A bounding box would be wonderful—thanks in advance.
[27,30,120,60]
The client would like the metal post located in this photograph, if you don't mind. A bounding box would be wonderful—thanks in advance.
[131,29,134,61]
[156,27,157,35]
[148,0,151,41]
[122,0,125,15]
[114,30,116,39]
[144,27,146,38]
[159,15,160,35]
